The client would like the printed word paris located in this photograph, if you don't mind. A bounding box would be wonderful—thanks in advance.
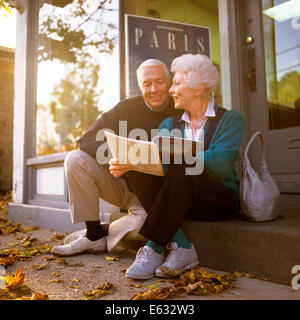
[134,27,206,53]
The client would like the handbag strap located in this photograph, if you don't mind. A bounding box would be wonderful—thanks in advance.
[172,107,227,151]
[243,131,267,168]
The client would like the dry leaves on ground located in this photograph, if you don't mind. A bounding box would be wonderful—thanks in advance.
[83,282,114,300]
[132,268,245,300]
[0,192,12,214]
[0,243,53,264]
[0,217,23,235]
[105,255,120,261]
[0,257,14,267]
[0,267,48,300]
[0,216,39,236]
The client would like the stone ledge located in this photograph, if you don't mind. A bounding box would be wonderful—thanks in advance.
[8,203,84,233]
[183,210,300,286]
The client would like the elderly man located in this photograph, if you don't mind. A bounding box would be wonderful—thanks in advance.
[51,59,181,257]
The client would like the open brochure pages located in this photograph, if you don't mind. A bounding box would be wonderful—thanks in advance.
[104,131,203,177]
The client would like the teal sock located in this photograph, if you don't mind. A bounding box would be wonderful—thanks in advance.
[146,240,163,254]
[170,227,191,249]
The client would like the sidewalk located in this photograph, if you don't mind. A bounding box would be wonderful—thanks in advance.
[1,214,300,300]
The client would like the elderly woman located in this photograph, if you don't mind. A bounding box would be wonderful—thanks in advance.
[110,54,244,280]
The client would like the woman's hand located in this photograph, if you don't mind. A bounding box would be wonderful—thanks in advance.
[109,158,133,178]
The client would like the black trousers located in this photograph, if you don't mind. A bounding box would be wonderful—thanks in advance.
[125,164,236,246]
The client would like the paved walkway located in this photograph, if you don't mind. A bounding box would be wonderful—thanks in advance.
[1,219,300,300]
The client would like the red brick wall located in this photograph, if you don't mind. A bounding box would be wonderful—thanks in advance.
[0,46,14,194]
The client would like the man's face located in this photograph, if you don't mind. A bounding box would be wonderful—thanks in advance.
[138,66,170,110]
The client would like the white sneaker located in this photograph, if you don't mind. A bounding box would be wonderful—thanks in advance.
[51,236,107,257]
[125,246,164,280]
[63,229,87,245]
[155,242,199,278]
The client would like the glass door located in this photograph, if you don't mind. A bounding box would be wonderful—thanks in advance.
[263,0,300,130]
[245,0,300,193]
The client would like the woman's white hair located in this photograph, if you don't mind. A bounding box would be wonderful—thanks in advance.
[136,59,170,86]
[171,54,219,97]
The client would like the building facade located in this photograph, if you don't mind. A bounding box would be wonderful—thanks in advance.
[0,46,14,194]
[8,1,300,230]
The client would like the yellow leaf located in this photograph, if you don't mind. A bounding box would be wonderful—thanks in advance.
[105,255,119,261]
[5,268,25,289]
[146,284,158,289]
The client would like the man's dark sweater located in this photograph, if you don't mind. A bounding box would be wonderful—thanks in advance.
[77,96,182,159]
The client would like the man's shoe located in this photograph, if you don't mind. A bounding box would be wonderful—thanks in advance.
[63,229,86,245]
[125,246,164,280]
[155,242,199,278]
[63,224,109,245]
[51,236,107,257]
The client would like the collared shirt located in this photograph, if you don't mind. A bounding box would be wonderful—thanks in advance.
[144,96,170,112]
[181,99,216,141]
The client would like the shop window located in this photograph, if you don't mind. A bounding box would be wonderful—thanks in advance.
[36,0,119,156]
[262,0,300,130]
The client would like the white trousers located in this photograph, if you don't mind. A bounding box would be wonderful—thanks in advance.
[64,150,147,251]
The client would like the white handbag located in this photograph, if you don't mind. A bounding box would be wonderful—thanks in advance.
[239,131,280,222]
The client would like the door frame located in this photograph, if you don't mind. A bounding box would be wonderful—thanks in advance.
[229,0,300,195]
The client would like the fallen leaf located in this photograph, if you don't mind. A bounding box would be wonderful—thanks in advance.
[0,285,32,300]
[52,232,65,241]
[5,268,25,289]
[233,271,245,278]
[50,279,64,283]
[22,240,35,248]
[83,282,114,300]
[156,279,166,284]
[28,292,48,300]
[95,282,114,290]
[52,272,61,278]
[132,287,174,300]
[105,255,120,261]
[55,257,68,265]
[0,217,23,235]
[83,289,110,300]
[37,244,52,254]
[72,278,80,283]
[127,283,142,288]
[0,257,14,267]
[146,284,159,289]
[157,266,182,277]
[31,263,48,271]
[23,226,39,233]
[43,256,55,261]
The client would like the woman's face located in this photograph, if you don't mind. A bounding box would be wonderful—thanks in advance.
[169,71,198,110]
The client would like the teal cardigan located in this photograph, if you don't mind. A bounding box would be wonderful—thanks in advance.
[157,105,245,205]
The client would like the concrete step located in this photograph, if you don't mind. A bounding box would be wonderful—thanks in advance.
[183,208,300,286]
[8,197,300,286]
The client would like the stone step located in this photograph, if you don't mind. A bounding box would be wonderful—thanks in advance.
[8,197,300,286]
[183,208,300,286]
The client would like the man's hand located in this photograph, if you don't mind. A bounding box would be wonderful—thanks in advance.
[109,158,133,178]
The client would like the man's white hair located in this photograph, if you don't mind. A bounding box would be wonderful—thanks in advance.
[136,59,170,86]
[171,54,219,97]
